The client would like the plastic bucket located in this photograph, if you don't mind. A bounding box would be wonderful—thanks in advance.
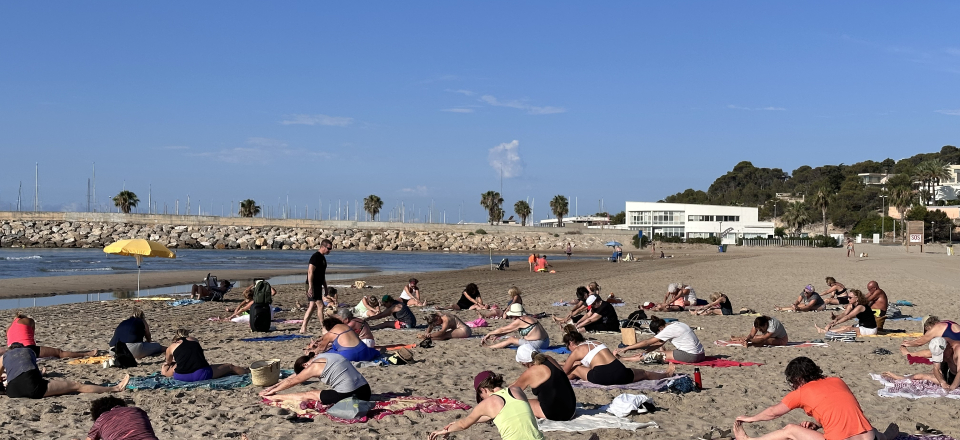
[250,359,281,386]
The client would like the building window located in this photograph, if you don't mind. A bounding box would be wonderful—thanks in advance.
[654,227,684,237]
[716,216,739,222]
[688,215,714,222]
[651,211,684,225]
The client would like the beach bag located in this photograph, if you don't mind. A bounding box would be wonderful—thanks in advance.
[249,303,273,332]
[623,310,647,329]
[252,281,273,305]
[327,397,374,419]
[113,342,138,369]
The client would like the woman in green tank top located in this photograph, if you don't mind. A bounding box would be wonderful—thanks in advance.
[429,371,544,440]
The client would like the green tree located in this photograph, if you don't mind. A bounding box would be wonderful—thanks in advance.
[513,200,531,226]
[890,187,914,243]
[550,195,569,227]
[480,191,504,225]
[781,201,809,236]
[112,190,139,214]
[610,210,626,225]
[363,195,383,221]
[238,199,260,217]
[813,187,830,239]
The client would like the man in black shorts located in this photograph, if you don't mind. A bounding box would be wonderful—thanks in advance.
[300,239,333,334]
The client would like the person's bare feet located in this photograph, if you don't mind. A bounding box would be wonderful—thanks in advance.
[732,421,750,440]
[665,363,676,375]
[899,346,910,356]
[85,350,98,357]
[112,374,130,392]
[881,372,906,381]
[814,325,827,334]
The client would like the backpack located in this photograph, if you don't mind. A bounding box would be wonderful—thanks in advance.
[623,309,648,329]
[112,342,138,369]
[253,281,273,304]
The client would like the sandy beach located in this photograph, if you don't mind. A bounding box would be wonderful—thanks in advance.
[2,244,959,439]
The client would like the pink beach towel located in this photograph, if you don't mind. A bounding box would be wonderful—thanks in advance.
[668,356,762,367]
[714,340,829,348]
[466,318,488,328]
[262,396,471,422]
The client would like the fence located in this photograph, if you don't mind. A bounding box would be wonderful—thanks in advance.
[741,237,828,247]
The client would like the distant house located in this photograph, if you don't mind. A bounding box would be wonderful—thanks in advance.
[537,215,610,228]
[624,201,775,244]
[857,173,891,186]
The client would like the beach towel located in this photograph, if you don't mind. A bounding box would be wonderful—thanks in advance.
[537,405,658,432]
[668,356,762,367]
[571,374,696,394]
[908,355,933,365]
[890,316,923,321]
[895,434,958,440]
[894,300,915,307]
[68,355,113,365]
[553,301,571,307]
[507,345,572,355]
[240,334,311,342]
[167,299,204,307]
[262,395,471,423]
[136,297,178,301]
[466,318,488,328]
[126,370,292,391]
[871,373,960,399]
[714,340,829,348]
[862,332,924,338]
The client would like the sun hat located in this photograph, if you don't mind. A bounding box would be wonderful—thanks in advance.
[505,303,526,317]
[474,370,495,403]
[929,337,948,363]
[586,295,598,306]
[515,344,537,363]
[667,283,678,294]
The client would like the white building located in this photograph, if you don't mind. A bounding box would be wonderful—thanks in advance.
[537,215,611,227]
[625,202,775,244]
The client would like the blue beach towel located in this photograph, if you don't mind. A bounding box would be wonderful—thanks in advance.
[894,300,915,307]
[240,334,311,342]
[167,299,204,307]
[508,345,571,355]
[126,370,293,390]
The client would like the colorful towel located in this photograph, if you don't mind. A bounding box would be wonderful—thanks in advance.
[68,355,113,365]
[127,370,292,390]
[714,340,829,348]
[571,374,696,393]
[240,334,311,342]
[871,373,960,399]
[167,299,204,307]
[894,300,915,307]
[668,356,762,367]
[262,395,471,422]
[507,345,572,355]
[466,318,488,328]
[908,355,933,365]
[895,434,957,440]
[537,406,658,432]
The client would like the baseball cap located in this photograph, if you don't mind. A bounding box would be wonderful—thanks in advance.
[473,370,495,403]
[381,295,392,304]
[586,295,598,306]
[804,285,814,293]
[642,301,656,310]
[515,344,537,363]
[929,337,948,363]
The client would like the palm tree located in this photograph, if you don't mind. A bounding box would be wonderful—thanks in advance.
[781,201,809,236]
[813,187,830,238]
[112,190,139,214]
[363,195,383,221]
[890,187,914,243]
[514,200,532,226]
[926,159,951,203]
[480,191,504,225]
[238,199,260,217]
[550,195,569,227]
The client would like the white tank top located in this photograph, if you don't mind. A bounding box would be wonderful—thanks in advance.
[579,341,607,368]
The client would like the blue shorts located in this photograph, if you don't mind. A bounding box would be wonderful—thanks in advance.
[173,366,213,382]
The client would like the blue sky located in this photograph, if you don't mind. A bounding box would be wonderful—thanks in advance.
[1,2,958,222]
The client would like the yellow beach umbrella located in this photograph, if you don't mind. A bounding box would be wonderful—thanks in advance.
[103,239,176,297]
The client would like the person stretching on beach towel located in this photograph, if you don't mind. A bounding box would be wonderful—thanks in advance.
[306,318,380,362]
[730,316,789,347]
[366,295,418,329]
[734,356,899,440]
[510,344,576,421]
[447,283,488,310]
[482,304,549,350]
[84,396,159,440]
[429,370,545,440]
[900,316,960,359]
[883,337,960,392]
[821,277,851,306]
[260,353,370,405]
[553,286,592,324]
[814,290,877,336]
[0,343,130,399]
[572,295,620,333]
[689,292,734,316]
[109,306,165,360]
[775,285,825,312]
[337,308,376,348]
[420,313,472,341]
[399,278,426,306]
[614,316,705,363]
[653,283,694,312]
[300,239,333,334]
[4,311,97,359]
[562,327,675,385]
[353,295,381,318]
[161,329,249,382]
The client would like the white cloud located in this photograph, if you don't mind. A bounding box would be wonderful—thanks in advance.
[441,108,474,113]
[246,137,288,148]
[936,109,960,116]
[727,105,786,111]
[400,186,428,196]
[191,137,327,163]
[280,114,354,126]
[488,140,523,178]
[480,95,565,115]
[447,89,475,96]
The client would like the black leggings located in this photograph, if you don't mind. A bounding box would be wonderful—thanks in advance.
[587,360,635,385]
[319,383,372,405]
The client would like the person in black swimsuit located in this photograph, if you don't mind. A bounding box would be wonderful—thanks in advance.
[160,329,249,382]
[815,290,878,336]
[689,292,734,316]
[822,277,850,306]
[510,344,577,421]
[448,283,488,310]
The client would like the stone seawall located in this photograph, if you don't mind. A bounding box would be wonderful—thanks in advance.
[0,215,635,252]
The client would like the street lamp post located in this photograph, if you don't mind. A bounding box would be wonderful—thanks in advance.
[879,194,888,243]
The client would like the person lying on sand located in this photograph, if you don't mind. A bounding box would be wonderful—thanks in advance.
[259,353,370,405]
[482,304,549,350]
[337,308,375,348]
[614,316,705,363]
[0,343,129,399]
[429,370,545,440]
[688,292,734,316]
[419,313,472,341]
[883,337,960,392]
[730,316,788,347]
[84,396,159,440]
[734,356,899,440]
[561,326,675,385]
[353,295,381,318]
[775,285,825,312]
[160,329,249,382]
[109,306,165,360]
[365,295,417,329]
[900,316,960,359]
[821,276,851,306]
[572,295,620,333]
[306,318,380,362]
[399,278,426,306]
[510,345,576,421]
[4,311,97,359]
[814,290,877,336]
[865,281,888,316]
[553,286,592,324]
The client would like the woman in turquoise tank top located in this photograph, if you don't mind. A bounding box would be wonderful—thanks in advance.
[429,371,544,440]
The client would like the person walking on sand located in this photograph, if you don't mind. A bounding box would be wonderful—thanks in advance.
[846,238,855,257]
[300,239,333,334]
[565,242,572,260]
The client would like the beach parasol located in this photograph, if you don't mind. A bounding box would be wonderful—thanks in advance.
[605,241,623,247]
[103,239,176,297]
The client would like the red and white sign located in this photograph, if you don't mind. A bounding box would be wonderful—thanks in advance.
[909,234,922,243]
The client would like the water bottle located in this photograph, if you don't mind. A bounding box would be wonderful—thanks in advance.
[694,367,702,390]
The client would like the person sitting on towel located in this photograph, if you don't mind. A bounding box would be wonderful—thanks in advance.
[775,285,826,312]
[814,290,878,336]
[900,316,960,359]
[399,278,427,306]
[688,292,734,316]
[883,337,960,392]
[419,313,472,341]
[337,308,376,348]
[482,304,549,350]
[510,344,576,421]
[561,326,674,385]
[353,295,381,318]
[429,370,544,440]
[447,283,488,311]
[306,318,380,362]
[820,276,852,306]
[84,396,159,440]
[865,281,888,317]
[260,353,371,405]
[730,316,789,347]
[552,286,592,324]
[3,311,97,359]
[160,329,249,382]
[366,295,418,329]
[109,306,165,360]
[0,343,129,399]
[614,316,705,363]
[572,295,620,333]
